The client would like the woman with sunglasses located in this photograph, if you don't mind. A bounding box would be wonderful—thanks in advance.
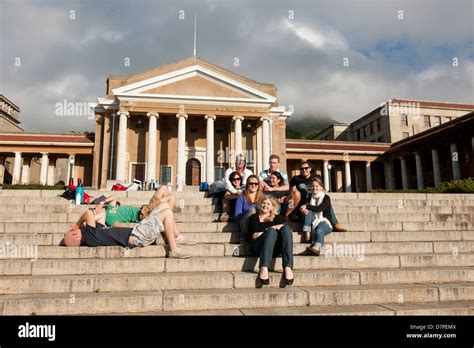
[220,171,245,222]
[235,175,262,243]
[248,195,294,287]
[223,154,253,196]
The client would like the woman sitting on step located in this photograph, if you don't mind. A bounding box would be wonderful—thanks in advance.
[219,171,245,222]
[247,195,294,287]
[300,177,335,256]
[235,175,262,243]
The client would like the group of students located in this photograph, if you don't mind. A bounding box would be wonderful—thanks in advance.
[217,154,347,286]
[62,153,347,287]
[63,186,194,259]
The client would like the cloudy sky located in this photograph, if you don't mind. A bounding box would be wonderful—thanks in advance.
[0,0,473,132]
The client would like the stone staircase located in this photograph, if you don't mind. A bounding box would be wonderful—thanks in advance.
[0,189,473,315]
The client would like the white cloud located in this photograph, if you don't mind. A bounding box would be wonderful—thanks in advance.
[282,19,349,51]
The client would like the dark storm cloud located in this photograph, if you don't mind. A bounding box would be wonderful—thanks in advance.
[0,0,472,132]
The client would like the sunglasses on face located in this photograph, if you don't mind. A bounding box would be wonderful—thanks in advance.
[232,178,242,181]
[248,182,259,186]
[300,167,310,170]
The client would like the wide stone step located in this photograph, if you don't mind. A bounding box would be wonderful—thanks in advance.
[2,202,474,216]
[2,211,474,224]
[1,230,473,246]
[4,282,471,315]
[1,267,472,295]
[3,253,470,276]
[132,300,474,316]
[4,241,470,260]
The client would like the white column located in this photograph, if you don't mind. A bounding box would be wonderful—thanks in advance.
[47,159,55,185]
[176,111,188,184]
[414,152,424,189]
[233,115,244,156]
[115,111,129,181]
[432,149,441,187]
[67,154,75,183]
[400,157,409,189]
[323,160,329,191]
[450,143,461,180]
[344,160,351,192]
[12,152,22,185]
[205,114,216,183]
[40,152,49,185]
[261,116,271,166]
[365,161,372,192]
[146,112,158,181]
[21,158,30,184]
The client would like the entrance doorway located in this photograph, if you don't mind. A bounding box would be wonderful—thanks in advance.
[131,163,146,182]
[186,158,201,186]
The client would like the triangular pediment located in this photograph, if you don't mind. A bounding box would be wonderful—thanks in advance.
[112,64,276,104]
[141,74,254,99]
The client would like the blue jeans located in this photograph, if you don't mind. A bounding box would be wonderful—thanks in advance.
[302,211,333,246]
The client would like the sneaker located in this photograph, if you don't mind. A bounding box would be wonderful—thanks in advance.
[175,234,197,245]
[168,248,191,259]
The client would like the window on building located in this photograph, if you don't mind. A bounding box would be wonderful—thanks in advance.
[160,165,172,184]
[424,115,431,128]
[401,114,408,126]
[216,129,224,134]
[214,167,226,181]
[402,132,409,139]
[376,118,381,131]
[434,116,441,126]
[445,116,452,122]
[368,123,373,134]
[354,131,359,141]
[359,128,363,140]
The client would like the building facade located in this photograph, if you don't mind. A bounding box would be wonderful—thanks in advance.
[92,57,292,189]
[0,133,94,186]
[0,95,23,132]
[313,99,474,143]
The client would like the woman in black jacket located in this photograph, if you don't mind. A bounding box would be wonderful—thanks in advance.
[248,195,294,286]
[299,177,333,256]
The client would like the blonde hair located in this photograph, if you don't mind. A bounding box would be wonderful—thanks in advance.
[259,195,280,222]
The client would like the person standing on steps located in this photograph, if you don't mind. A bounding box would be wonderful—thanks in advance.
[235,175,262,243]
[62,204,192,259]
[247,195,294,287]
[300,177,336,256]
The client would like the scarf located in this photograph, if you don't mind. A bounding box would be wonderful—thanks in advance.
[310,191,332,229]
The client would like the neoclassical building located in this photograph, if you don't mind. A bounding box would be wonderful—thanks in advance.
[92,57,292,189]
